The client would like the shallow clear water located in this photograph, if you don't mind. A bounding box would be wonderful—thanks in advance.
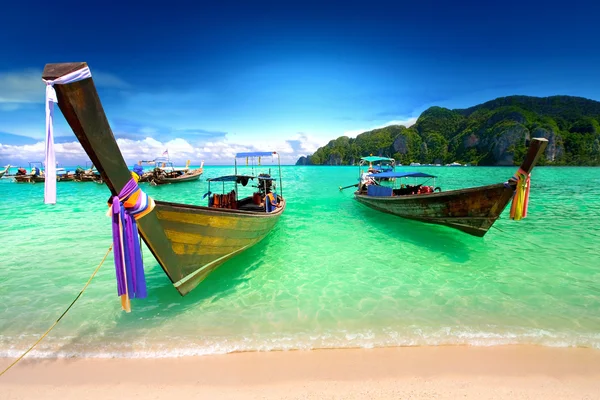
[1,165,599,358]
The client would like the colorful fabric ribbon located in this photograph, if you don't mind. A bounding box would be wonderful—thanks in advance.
[107,177,155,312]
[42,66,92,205]
[509,168,530,221]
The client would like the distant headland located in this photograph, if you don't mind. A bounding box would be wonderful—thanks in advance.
[296,95,600,166]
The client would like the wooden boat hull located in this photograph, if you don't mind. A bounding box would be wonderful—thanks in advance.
[14,175,45,183]
[353,137,547,237]
[74,174,103,183]
[355,183,514,237]
[151,170,202,185]
[42,62,285,296]
[151,199,284,294]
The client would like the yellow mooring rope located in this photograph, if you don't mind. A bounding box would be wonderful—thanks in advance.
[0,245,113,378]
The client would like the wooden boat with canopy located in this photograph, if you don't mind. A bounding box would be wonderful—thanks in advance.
[206,151,285,213]
[359,156,396,181]
[349,137,548,237]
[135,159,204,185]
[41,62,286,300]
[14,162,46,183]
[74,162,103,183]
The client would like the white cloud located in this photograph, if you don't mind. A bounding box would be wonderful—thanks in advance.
[0,133,327,166]
[342,117,418,138]
[0,68,129,109]
[0,141,87,166]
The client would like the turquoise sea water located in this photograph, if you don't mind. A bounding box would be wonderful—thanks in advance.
[1,165,599,358]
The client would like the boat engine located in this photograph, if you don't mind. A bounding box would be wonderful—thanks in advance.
[257,173,274,196]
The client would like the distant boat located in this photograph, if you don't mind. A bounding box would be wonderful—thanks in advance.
[42,62,286,296]
[360,156,396,181]
[74,162,103,183]
[350,138,548,237]
[13,163,77,183]
[56,167,77,181]
[445,162,463,167]
[409,162,421,166]
[13,162,45,183]
[137,159,204,185]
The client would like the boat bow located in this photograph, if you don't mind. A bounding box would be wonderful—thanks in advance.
[42,62,285,296]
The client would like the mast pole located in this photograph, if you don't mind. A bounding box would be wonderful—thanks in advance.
[277,153,283,198]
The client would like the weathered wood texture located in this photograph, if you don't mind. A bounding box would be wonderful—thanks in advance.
[42,63,285,296]
[155,199,284,294]
[355,183,513,236]
[354,138,548,237]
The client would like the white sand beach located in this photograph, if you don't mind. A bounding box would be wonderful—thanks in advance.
[2,345,600,399]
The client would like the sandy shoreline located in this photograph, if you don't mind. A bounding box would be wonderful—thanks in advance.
[2,345,600,399]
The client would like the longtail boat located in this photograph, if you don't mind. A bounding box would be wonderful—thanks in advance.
[74,162,103,183]
[360,156,396,181]
[42,62,286,296]
[56,168,76,181]
[350,137,548,237]
[13,162,45,183]
[149,160,204,185]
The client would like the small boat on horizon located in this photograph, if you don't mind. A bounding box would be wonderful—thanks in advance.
[343,137,548,237]
[135,159,204,185]
[74,162,103,183]
[360,156,396,181]
[13,162,46,183]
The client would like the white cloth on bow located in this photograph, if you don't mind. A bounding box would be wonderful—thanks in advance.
[42,67,92,204]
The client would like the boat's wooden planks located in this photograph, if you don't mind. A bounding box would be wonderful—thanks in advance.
[355,184,513,236]
[164,230,257,246]
[156,208,275,230]
[356,185,507,216]
[353,138,548,237]
[172,243,252,256]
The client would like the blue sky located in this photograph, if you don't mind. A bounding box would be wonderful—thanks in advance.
[1,0,599,165]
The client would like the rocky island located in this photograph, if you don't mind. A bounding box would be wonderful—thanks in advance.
[297,95,600,166]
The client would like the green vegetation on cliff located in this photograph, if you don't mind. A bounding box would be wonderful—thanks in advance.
[296,95,600,166]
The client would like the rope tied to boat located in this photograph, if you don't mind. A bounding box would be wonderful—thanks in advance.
[0,245,112,378]
[509,168,530,221]
[106,177,155,312]
[42,66,92,205]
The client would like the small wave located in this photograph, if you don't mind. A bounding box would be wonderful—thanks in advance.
[1,327,599,359]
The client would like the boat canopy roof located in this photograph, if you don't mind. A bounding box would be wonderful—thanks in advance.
[207,174,255,183]
[367,171,436,179]
[361,156,394,163]
[236,151,277,158]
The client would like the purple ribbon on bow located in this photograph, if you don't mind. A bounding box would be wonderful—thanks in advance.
[109,179,148,300]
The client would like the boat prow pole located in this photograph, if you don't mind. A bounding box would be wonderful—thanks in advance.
[42,62,180,286]
[517,137,549,175]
